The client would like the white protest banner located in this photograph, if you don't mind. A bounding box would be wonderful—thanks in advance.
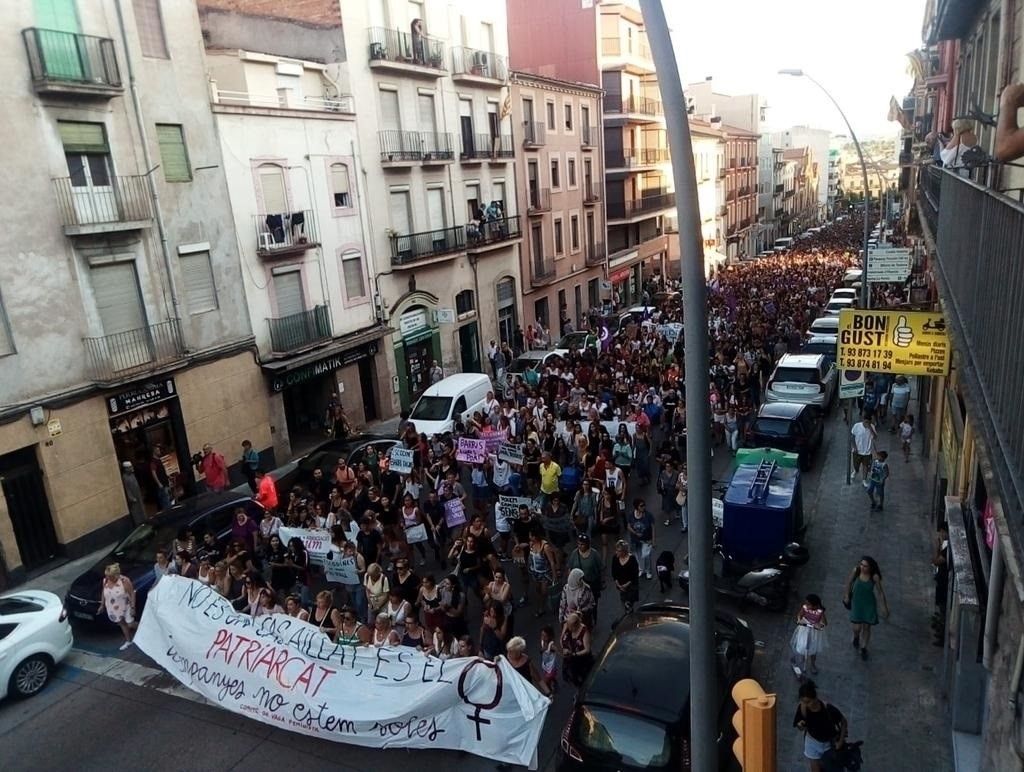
[555,420,636,440]
[389,447,414,474]
[496,496,531,531]
[497,442,524,465]
[657,323,683,343]
[135,577,549,767]
[324,553,360,585]
[455,438,486,463]
[444,498,467,529]
[279,526,333,567]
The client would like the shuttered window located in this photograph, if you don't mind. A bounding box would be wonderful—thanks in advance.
[273,270,304,318]
[258,164,288,215]
[340,251,366,301]
[58,121,109,153]
[132,0,169,59]
[0,286,14,356]
[330,163,351,208]
[90,262,146,335]
[156,124,191,182]
[179,251,217,313]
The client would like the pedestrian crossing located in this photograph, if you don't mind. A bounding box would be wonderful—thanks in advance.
[63,647,206,706]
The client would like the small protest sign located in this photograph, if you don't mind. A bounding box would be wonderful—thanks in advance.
[389,446,414,474]
[497,443,524,465]
[455,437,486,463]
[444,498,467,529]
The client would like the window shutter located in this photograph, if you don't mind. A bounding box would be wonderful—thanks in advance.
[258,165,288,215]
[180,252,217,313]
[341,252,365,300]
[58,121,109,153]
[0,288,14,355]
[330,163,350,207]
[132,0,169,58]
[273,271,304,318]
[91,262,146,334]
[156,124,191,182]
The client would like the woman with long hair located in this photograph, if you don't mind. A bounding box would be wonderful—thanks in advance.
[842,556,889,660]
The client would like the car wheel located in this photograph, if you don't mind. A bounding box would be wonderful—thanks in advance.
[9,654,52,699]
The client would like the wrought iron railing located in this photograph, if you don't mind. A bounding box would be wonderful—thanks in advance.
[600,36,652,59]
[532,257,556,284]
[584,181,602,203]
[23,28,121,90]
[379,129,422,162]
[52,175,151,227]
[420,132,455,161]
[368,27,446,71]
[523,121,546,146]
[254,209,318,255]
[267,305,331,354]
[467,215,520,249]
[585,241,606,266]
[582,125,597,147]
[527,187,551,213]
[608,192,676,219]
[451,46,507,81]
[391,224,465,265]
[82,319,185,383]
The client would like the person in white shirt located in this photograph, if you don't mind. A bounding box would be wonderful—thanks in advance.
[850,415,878,486]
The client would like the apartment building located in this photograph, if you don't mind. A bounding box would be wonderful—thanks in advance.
[0,0,260,586]
[341,0,520,410]
[770,126,832,217]
[198,12,392,461]
[510,71,605,333]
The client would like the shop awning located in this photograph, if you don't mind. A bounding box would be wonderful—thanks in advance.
[261,324,389,374]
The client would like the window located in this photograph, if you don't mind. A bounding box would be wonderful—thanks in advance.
[554,218,564,255]
[330,163,351,209]
[534,297,549,327]
[493,181,506,211]
[546,101,556,130]
[90,262,146,337]
[570,215,580,251]
[568,158,577,187]
[155,124,191,182]
[550,158,560,189]
[564,103,573,131]
[178,249,217,314]
[455,290,475,314]
[133,0,169,58]
[273,269,305,317]
[257,164,288,215]
[59,122,111,193]
[466,182,481,219]
[340,250,367,301]
[581,105,591,139]
[0,286,14,356]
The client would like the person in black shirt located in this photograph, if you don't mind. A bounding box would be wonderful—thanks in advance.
[196,531,222,565]
[793,680,847,771]
[356,517,382,566]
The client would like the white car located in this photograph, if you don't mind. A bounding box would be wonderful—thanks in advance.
[0,589,73,700]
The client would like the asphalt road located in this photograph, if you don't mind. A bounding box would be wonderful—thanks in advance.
[0,420,833,772]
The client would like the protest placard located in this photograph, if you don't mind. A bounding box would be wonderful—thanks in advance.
[497,443,524,465]
[444,498,467,529]
[455,437,486,463]
[480,431,504,455]
[279,526,333,567]
[389,446,414,474]
[496,495,531,531]
[135,576,549,766]
[324,553,360,584]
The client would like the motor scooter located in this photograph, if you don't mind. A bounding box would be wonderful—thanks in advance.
[678,539,808,612]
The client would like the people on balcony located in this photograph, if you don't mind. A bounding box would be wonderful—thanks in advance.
[996,83,1024,163]
[939,118,978,174]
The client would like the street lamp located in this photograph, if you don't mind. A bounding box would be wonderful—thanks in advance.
[779,69,871,308]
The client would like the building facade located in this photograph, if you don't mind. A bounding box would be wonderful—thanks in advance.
[721,125,759,258]
[0,0,264,586]
[510,71,605,335]
[769,126,832,218]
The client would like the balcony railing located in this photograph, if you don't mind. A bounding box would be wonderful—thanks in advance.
[582,125,597,147]
[523,121,546,147]
[608,192,676,219]
[451,46,507,82]
[82,319,185,384]
[607,95,662,116]
[527,187,551,214]
[213,89,354,114]
[924,165,1024,539]
[23,28,121,95]
[368,27,446,73]
[600,36,652,60]
[267,305,331,355]
[52,175,152,230]
[583,181,602,204]
[532,257,556,285]
[254,209,319,257]
[379,129,422,162]
[461,133,514,161]
[420,132,455,162]
[467,214,520,249]
[607,147,670,168]
[774,183,784,194]
[391,223,465,265]
[585,241,606,266]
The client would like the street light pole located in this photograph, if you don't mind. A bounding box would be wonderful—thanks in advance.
[779,70,871,310]
[641,2,716,769]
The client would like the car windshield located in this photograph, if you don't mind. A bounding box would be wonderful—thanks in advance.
[802,343,835,360]
[753,418,794,436]
[112,522,181,564]
[574,706,671,767]
[773,367,819,384]
[410,395,453,421]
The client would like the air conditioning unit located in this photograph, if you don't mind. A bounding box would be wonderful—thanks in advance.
[473,51,489,68]
[258,233,275,251]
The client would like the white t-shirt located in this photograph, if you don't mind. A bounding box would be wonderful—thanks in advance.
[851,422,877,455]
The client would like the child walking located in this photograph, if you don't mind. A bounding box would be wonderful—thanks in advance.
[790,594,827,678]
[867,451,890,511]
[539,625,559,694]
[899,415,914,462]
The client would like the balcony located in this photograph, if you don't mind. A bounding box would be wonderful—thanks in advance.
[582,125,597,149]
[527,187,551,214]
[585,241,606,266]
[920,165,1024,542]
[774,183,784,194]
[605,95,664,123]
[212,88,354,115]
[460,133,514,162]
[600,36,655,74]
[583,182,602,205]
[267,305,331,356]
[22,28,122,98]
[82,319,185,386]
[451,46,507,85]
[467,214,521,252]
[52,175,152,235]
[390,223,465,267]
[716,205,728,217]
[607,192,676,220]
[254,209,319,258]
[368,27,446,77]
[419,132,455,164]
[523,121,546,147]
[531,257,557,286]
[379,130,422,165]
[607,147,670,169]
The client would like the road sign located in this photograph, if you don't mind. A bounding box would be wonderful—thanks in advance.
[866,248,912,282]
[839,369,865,399]
[837,310,951,376]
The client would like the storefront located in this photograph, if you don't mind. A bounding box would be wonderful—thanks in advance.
[393,306,442,411]
[608,265,640,307]
[107,377,192,513]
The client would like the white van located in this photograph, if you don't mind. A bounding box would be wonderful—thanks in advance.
[407,373,494,436]
[773,237,794,252]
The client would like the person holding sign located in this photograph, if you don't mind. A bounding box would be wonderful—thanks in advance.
[400,492,430,565]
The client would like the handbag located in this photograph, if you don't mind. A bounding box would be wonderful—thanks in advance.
[405,523,428,544]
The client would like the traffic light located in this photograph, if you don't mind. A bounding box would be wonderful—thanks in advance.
[731,678,776,772]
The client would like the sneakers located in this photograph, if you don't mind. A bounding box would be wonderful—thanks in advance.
[645,571,653,580]
[119,640,133,651]
[862,479,871,489]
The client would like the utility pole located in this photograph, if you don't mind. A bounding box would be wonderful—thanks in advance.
[640,2,717,769]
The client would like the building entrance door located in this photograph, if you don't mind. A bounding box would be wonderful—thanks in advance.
[0,447,59,572]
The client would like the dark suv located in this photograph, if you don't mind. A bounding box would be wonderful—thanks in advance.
[747,401,824,470]
[558,603,754,771]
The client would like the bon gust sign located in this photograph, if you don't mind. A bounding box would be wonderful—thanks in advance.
[135,576,550,767]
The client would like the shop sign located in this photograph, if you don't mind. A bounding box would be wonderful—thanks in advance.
[268,344,379,393]
[609,268,631,283]
[400,309,429,339]
[108,378,176,415]
[836,310,950,376]
[434,309,456,324]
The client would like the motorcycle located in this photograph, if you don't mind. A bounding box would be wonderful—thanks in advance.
[678,540,808,612]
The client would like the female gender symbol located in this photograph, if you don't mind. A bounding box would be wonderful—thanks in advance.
[457,659,504,741]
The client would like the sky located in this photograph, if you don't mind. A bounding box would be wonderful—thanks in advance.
[663,0,928,140]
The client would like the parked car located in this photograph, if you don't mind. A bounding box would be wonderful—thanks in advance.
[746,402,825,470]
[504,351,564,394]
[619,306,658,326]
[408,373,494,435]
[273,434,400,496]
[552,331,599,359]
[65,492,264,626]
[765,353,837,410]
[0,590,73,700]
[829,288,858,303]
[807,316,840,337]
[800,334,838,367]
[558,602,754,771]
[823,298,855,316]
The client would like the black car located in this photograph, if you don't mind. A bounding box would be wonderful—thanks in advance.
[746,401,825,470]
[559,603,755,771]
[272,434,400,497]
[65,492,264,626]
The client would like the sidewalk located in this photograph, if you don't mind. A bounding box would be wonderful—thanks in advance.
[765,395,953,770]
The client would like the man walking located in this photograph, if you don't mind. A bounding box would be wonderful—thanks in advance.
[850,414,877,487]
[241,440,259,493]
[197,444,229,492]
